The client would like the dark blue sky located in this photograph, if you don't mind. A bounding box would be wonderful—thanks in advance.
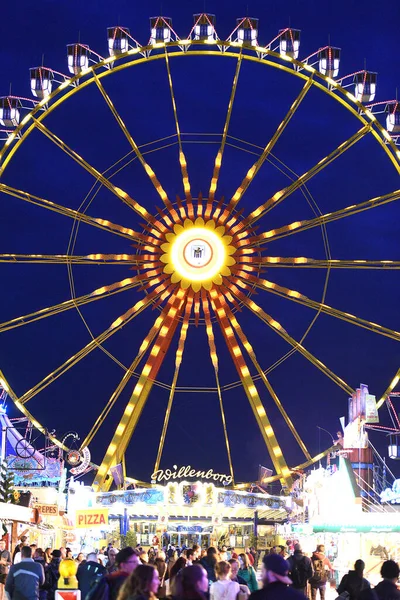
[1,0,400,486]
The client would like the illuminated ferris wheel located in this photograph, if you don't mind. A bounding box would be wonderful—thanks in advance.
[1,14,400,492]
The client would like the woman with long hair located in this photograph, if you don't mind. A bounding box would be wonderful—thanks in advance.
[199,547,218,583]
[169,557,187,583]
[117,564,160,600]
[154,557,168,599]
[237,553,258,593]
[210,562,240,600]
[172,564,208,600]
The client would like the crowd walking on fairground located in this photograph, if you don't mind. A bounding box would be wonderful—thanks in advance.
[0,539,399,600]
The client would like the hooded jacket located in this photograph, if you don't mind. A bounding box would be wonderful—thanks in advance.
[373,579,400,600]
[337,570,370,600]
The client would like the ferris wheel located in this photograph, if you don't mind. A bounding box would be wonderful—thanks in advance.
[0,14,400,493]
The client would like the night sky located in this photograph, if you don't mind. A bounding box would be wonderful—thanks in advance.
[1,0,400,487]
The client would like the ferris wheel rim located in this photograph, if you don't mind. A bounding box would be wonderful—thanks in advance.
[0,36,399,490]
[1,41,399,175]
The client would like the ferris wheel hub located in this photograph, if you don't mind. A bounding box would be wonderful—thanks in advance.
[160,217,236,291]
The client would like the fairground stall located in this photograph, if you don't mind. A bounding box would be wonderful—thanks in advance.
[67,471,291,552]
[281,385,400,587]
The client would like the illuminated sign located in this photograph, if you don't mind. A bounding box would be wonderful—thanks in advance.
[35,503,58,515]
[151,465,233,485]
[75,508,109,528]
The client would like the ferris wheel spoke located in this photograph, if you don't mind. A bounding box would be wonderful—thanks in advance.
[222,301,312,461]
[226,280,354,395]
[31,117,152,220]
[0,276,146,334]
[376,368,400,410]
[17,282,169,406]
[209,289,293,490]
[243,273,400,342]
[247,124,371,225]
[241,257,400,269]
[208,54,243,204]
[92,73,171,209]
[81,295,177,450]
[93,288,188,493]
[255,188,400,244]
[0,253,142,265]
[202,292,235,484]
[228,77,313,212]
[0,182,144,242]
[154,293,194,474]
[164,50,192,203]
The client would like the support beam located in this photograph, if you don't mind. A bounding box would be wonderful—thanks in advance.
[209,289,293,490]
[0,276,145,334]
[31,117,152,220]
[247,125,370,225]
[228,77,313,210]
[19,282,168,405]
[154,293,194,473]
[93,288,187,492]
[93,73,171,208]
[202,293,235,484]
[209,54,243,202]
[0,183,145,242]
[255,188,400,244]
[226,280,354,396]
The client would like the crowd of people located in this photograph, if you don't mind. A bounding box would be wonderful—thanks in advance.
[0,539,399,600]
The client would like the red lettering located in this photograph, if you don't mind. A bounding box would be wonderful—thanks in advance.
[78,515,84,525]
[99,514,105,525]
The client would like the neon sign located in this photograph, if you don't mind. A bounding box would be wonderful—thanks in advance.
[151,465,233,485]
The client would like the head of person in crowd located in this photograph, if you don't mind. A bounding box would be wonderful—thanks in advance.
[21,546,32,560]
[45,548,52,561]
[354,559,365,576]
[239,553,250,570]
[156,550,166,561]
[66,549,73,559]
[173,564,208,600]
[262,554,292,586]
[119,564,160,600]
[19,536,28,547]
[192,545,200,560]
[30,544,37,552]
[34,548,45,560]
[76,552,85,564]
[86,552,98,563]
[59,547,66,559]
[116,547,140,574]
[316,544,325,555]
[228,559,240,579]
[380,560,400,583]
[51,549,62,563]
[0,540,6,552]
[186,549,195,564]
[139,549,148,564]
[108,548,118,566]
[170,556,187,581]
[206,547,218,565]
[216,561,231,581]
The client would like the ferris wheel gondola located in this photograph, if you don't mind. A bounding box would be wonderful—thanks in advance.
[0,13,400,493]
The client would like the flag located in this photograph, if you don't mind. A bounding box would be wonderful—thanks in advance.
[110,464,124,487]
[258,465,272,484]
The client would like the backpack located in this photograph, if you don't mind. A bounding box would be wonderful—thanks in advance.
[85,576,110,600]
[43,566,57,592]
[310,558,328,584]
[290,557,308,588]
